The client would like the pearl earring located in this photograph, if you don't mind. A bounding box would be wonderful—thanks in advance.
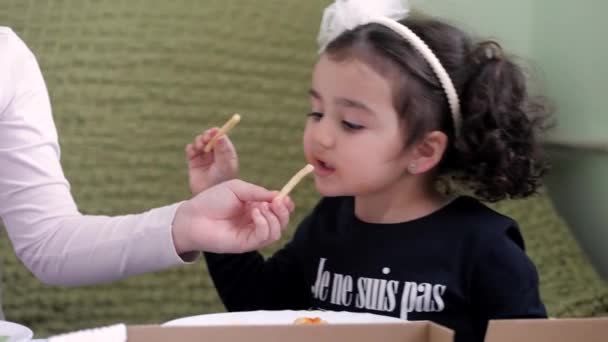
[408,162,417,173]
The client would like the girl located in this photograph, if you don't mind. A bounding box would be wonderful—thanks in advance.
[186,1,550,341]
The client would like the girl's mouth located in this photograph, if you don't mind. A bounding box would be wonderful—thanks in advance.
[314,159,335,177]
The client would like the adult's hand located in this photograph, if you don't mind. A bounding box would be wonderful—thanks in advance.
[172,179,294,254]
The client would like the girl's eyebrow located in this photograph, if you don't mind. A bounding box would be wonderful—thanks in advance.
[308,88,321,99]
[309,88,375,116]
[335,97,375,115]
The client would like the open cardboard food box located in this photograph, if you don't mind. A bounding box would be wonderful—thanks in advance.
[126,318,608,342]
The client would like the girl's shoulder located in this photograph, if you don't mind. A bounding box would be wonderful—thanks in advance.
[446,196,517,226]
[442,196,525,249]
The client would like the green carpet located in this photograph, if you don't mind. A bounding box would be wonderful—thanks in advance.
[0,0,605,337]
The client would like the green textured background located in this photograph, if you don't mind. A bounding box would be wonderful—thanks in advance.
[0,0,606,338]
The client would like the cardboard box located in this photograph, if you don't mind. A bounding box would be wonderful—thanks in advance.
[127,321,452,342]
[125,318,608,342]
[486,318,608,342]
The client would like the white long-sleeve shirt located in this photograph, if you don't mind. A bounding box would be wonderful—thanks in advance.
[0,27,191,287]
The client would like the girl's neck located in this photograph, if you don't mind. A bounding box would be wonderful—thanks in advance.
[354,176,451,224]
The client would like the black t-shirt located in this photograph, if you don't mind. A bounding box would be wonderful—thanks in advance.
[205,196,547,342]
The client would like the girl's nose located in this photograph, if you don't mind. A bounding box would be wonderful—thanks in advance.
[313,119,336,149]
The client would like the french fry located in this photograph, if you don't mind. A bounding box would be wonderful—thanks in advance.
[204,113,241,153]
[278,164,314,198]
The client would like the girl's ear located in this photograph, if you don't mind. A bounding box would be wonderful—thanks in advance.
[407,131,448,174]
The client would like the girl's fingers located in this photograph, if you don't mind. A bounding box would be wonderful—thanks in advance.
[185,144,196,159]
[195,128,220,152]
[195,133,206,150]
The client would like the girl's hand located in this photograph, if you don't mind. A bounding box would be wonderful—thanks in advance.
[186,127,239,195]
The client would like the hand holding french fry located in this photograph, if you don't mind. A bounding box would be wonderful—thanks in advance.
[186,114,241,195]
[204,114,241,153]
[172,179,295,254]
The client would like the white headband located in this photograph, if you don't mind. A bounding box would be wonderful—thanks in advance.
[317,0,462,139]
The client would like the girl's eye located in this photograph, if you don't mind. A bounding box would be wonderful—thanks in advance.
[308,111,323,120]
[342,120,364,131]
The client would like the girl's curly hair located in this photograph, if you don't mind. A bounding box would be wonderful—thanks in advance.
[325,17,552,202]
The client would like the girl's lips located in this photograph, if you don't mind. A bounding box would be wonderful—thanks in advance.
[314,159,335,177]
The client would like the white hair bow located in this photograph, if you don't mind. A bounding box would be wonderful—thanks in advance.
[317,0,410,52]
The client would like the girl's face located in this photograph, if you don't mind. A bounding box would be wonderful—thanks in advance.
[303,54,413,197]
